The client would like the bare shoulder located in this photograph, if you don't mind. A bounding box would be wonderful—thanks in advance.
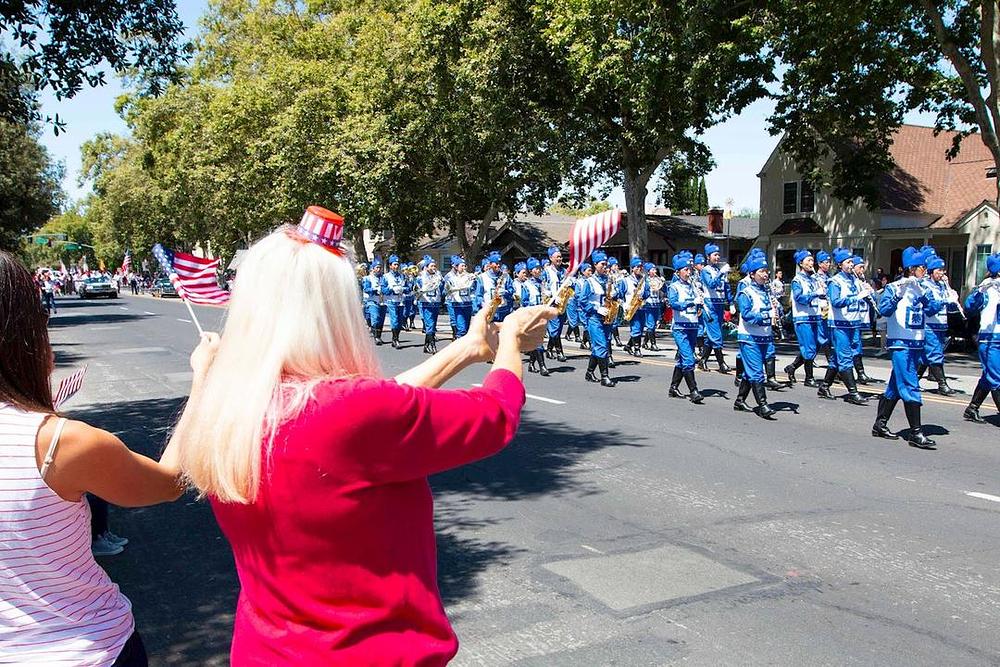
[36,416,123,463]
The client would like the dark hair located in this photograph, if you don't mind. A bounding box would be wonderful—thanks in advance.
[0,251,54,413]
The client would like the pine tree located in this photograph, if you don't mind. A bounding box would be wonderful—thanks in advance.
[697,177,709,215]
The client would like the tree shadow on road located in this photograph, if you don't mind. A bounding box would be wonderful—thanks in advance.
[48,313,145,328]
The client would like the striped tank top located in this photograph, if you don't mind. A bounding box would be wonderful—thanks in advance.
[0,403,133,665]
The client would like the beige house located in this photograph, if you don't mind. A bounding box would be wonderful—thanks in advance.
[757,124,999,291]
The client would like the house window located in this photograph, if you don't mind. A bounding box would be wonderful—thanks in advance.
[947,248,966,287]
[783,182,798,214]
[987,166,997,179]
[800,180,815,213]
[975,244,993,283]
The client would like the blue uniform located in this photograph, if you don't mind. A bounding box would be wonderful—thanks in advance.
[814,271,832,351]
[700,263,729,350]
[361,273,386,332]
[542,264,566,337]
[736,282,773,383]
[877,278,944,404]
[475,269,515,322]
[790,271,823,360]
[965,283,1000,391]
[644,275,665,334]
[415,271,442,334]
[827,271,864,373]
[444,270,474,337]
[380,270,409,331]
[920,277,954,366]
[668,277,701,372]
[622,273,651,339]
[579,273,624,359]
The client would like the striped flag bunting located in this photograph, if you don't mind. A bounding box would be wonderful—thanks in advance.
[566,208,623,275]
[121,249,131,274]
[53,366,88,409]
[152,244,230,306]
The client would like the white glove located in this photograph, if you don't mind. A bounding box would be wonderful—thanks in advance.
[693,295,704,306]
[719,263,731,274]
[597,307,610,317]
[947,288,959,303]
[393,286,404,295]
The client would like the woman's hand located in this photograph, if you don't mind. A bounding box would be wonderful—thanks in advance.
[190,332,221,381]
[461,309,501,363]
[499,305,558,352]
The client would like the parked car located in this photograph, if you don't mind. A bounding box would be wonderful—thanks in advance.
[151,277,178,298]
[78,276,118,299]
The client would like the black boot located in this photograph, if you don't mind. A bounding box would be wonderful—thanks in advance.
[631,336,643,357]
[370,325,379,342]
[422,333,432,354]
[684,371,704,404]
[916,364,927,382]
[698,345,712,372]
[451,325,458,341]
[555,336,568,363]
[391,328,400,349]
[375,326,385,346]
[545,337,556,359]
[751,383,776,419]
[854,355,874,384]
[871,395,900,439]
[904,402,936,449]
[607,349,616,369]
[803,360,818,388]
[733,378,753,412]
[840,370,868,405]
[715,348,732,373]
[585,356,599,383]
[668,366,684,398]
[430,333,437,353]
[930,365,957,396]
[527,350,539,373]
[537,351,551,377]
[624,336,635,356]
[734,355,744,387]
[641,332,651,350]
[581,331,590,350]
[613,331,623,348]
[817,367,838,399]
[784,354,804,384]
[599,358,615,387]
[964,385,990,423]
[650,331,660,351]
[993,389,1000,413]
[765,358,784,390]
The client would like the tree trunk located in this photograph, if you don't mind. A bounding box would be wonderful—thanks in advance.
[351,231,369,263]
[623,169,649,259]
[468,202,499,265]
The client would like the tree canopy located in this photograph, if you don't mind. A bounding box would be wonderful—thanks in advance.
[0,120,62,250]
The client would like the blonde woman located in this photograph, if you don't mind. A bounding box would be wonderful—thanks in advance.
[175,208,555,665]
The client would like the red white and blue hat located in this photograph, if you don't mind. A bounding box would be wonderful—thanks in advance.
[294,206,344,252]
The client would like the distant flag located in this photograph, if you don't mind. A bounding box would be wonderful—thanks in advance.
[121,249,132,274]
[80,255,88,273]
[152,243,230,306]
[53,366,88,409]
[566,208,623,275]
[59,259,68,277]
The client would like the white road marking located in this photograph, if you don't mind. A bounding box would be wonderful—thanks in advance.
[119,306,128,310]
[471,383,564,405]
[776,450,793,455]
[609,413,622,418]
[89,326,121,331]
[965,491,1000,503]
[895,476,916,482]
[143,311,156,315]
[177,318,191,323]
[580,544,604,554]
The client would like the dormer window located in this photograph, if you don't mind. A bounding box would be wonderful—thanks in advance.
[987,166,997,179]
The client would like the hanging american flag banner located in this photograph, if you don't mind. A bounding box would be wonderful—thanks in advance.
[121,249,131,274]
[566,208,623,275]
[152,244,230,306]
[53,366,88,409]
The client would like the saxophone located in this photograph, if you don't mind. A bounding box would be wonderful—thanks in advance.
[603,275,620,324]
[556,282,575,314]
[484,274,507,321]
[623,275,646,321]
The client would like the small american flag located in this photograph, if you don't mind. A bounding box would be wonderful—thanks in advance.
[566,208,622,275]
[152,244,230,305]
[121,249,131,274]
[53,366,87,409]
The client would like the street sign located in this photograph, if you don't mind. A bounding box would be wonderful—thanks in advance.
[34,237,48,245]
[63,243,81,251]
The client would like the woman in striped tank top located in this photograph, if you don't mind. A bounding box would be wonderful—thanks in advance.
[0,251,218,666]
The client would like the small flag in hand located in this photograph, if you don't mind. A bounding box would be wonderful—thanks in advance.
[566,208,622,275]
[152,244,230,306]
[53,366,87,409]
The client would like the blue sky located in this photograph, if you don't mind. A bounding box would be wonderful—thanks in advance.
[36,1,939,216]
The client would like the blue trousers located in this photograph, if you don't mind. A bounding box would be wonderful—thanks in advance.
[977,343,1000,391]
[365,302,386,330]
[628,313,644,338]
[566,299,579,327]
[547,313,565,338]
[493,306,512,323]
[817,319,830,349]
[586,314,612,359]
[884,347,922,404]
[794,320,819,360]
[851,327,863,357]
[704,304,726,349]
[404,298,416,320]
[739,340,768,383]
[644,305,663,333]
[419,303,440,334]
[445,301,455,327]
[923,328,947,366]
[451,303,472,337]
[830,327,855,371]
[386,302,404,330]
[673,327,698,371]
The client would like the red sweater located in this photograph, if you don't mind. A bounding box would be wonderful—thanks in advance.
[211,370,525,666]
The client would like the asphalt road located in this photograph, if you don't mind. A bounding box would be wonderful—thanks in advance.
[46,294,1000,666]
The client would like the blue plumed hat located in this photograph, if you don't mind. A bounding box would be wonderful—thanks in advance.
[926,255,945,271]
[794,249,812,265]
[547,246,561,258]
[643,262,655,271]
[486,251,501,264]
[591,249,607,264]
[704,243,720,256]
[579,262,592,272]
[694,253,705,265]
[388,254,400,264]
[514,261,527,273]
[902,246,926,269]
[987,253,1000,275]
[832,247,853,265]
[608,256,619,266]
[672,254,694,271]
[745,254,768,273]
[526,257,540,270]
[630,256,643,268]
[816,250,831,263]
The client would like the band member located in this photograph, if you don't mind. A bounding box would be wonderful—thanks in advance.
[699,243,733,372]
[769,269,786,341]
[732,248,764,386]
[607,257,624,349]
[871,247,946,448]
[362,260,386,344]
[622,256,650,357]
[643,262,664,350]
[578,250,624,387]
[733,254,777,418]
[517,258,551,376]
[401,263,416,330]
[693,253,707,358]
[444,255,474,338]
[380,255,409,348]
[851,256,877,384]
[576,263,592,349]
[818,249,868,405]
[443,257,458,339]
[471,258,488,314]
[963,252,1000,422]
[666,252,705,403]
[814,250,833,360]
[918,250,959,395]
[784,250,821,386]
[415,255,442,354]
[542,246,569,361]
[474,251,514,322]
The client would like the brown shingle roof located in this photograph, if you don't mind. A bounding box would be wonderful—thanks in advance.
[882,124,995,228]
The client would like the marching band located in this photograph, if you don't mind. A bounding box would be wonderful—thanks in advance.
[356,243,1000,446]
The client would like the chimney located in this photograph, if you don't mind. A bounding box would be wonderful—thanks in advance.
[707,207,724,234]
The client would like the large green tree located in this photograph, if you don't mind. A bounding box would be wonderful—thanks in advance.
[533,0,773,256]
[0,119,62,250]
[769,0,1000,208]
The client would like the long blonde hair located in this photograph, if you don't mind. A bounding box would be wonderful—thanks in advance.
[176,227,381,503]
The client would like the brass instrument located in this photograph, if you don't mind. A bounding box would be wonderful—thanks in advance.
[555,282,575,314]
[603,275,620,324]
[623,274,646,322]
[356,264,367,278]
[483,273,507,321]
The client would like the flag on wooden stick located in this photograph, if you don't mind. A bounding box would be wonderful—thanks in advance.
[566,208,622,275]
[53,366,87,409]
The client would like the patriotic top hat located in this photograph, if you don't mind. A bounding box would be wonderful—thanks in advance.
[293,206,344,252]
